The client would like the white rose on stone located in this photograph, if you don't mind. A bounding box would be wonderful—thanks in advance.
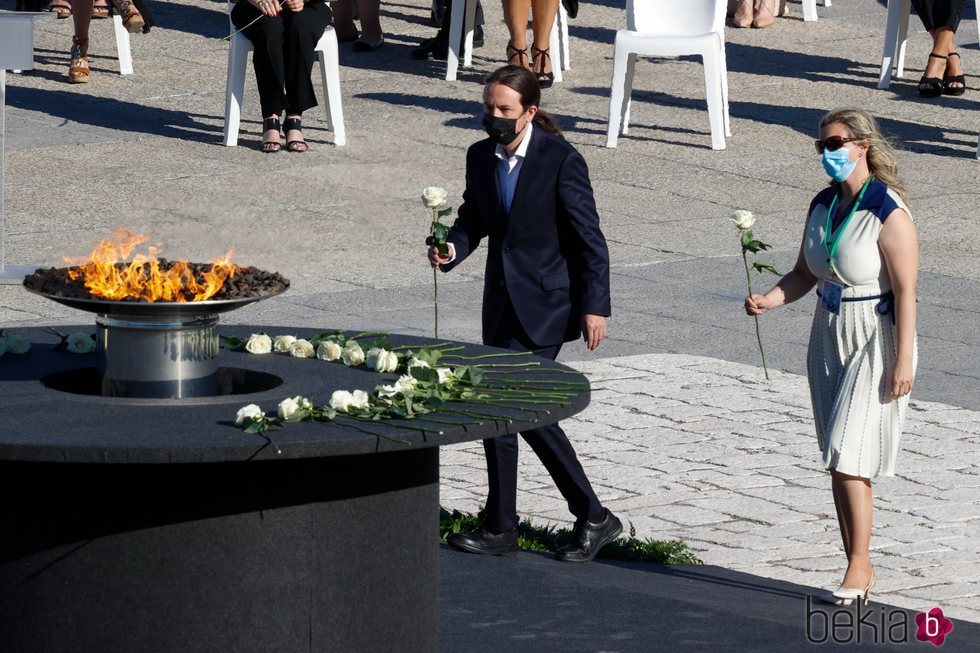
[329,390,355,413]
[66,331,96,354]
[407,357,430,371]
[394,374,418,395]
[342,341,365,367]
[367,348,399,373]
[278,395,312,423]
[731,210,756,230]
[245,333,273,354]
[235,404,265,426]
[289,339,315,358]
[435,367,454,384]
[317,340,342,361]
[273,335,297,353]
[421,186,448,209]
[350,389,371,411]
[4,334,31,355]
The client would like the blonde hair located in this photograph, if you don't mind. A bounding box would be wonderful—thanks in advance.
[819,108,909,206]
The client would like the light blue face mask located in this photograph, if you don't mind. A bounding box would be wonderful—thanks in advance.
[822,146,856,182]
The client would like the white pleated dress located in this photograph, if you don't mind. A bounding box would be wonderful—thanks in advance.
[802,180,917,478]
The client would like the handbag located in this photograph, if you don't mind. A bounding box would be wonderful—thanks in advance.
[561,0,578,19]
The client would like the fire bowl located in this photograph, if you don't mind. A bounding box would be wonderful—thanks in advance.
[23,269,288,399]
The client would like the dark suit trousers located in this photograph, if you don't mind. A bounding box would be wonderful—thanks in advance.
[231,1,333,117]
[910,0,965,31]
[482,297,604,532]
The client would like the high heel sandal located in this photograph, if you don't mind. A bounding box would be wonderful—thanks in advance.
[68,36,90,84]
[943,51,966,96]
[919,52,946,98]
[531,45,554,89]
[732,0,753,28]
[506,41,528,69]
[260,117,282,154]
[830,569,876,607]
[752,0,776,28]
[92,0,110,19]
[111,0,145,34]
[45,0,72,19]
[283,117,308,153]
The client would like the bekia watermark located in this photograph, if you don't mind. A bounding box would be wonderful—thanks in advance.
[806,596,955,646]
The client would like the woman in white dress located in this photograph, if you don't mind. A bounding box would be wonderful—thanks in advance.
[745,108,918,605]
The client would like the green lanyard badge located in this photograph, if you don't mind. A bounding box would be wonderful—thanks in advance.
[823,176,872,272]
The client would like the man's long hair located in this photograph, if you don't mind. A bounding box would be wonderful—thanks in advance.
[485,66,563,138]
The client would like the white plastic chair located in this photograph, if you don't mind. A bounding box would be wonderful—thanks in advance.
[111,15,134,75]
[878,0,980,89]
[802,0,832,23]
[606,0,730,150]
[445,0,569,81]
[222,0,345,147]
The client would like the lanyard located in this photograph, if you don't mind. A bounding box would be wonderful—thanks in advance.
[823,176,872,270]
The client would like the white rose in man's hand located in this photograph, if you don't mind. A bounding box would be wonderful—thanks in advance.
[289,339,315,358]
[245,333,273,354]
[422,186,448,209]
[731,210,756,230]
[235,404,264,426]
[273,335,297,353]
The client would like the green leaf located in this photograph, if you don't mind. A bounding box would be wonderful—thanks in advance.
[751,262,781,276]
[740,230,754,248]
[437,207,453,218]
[410,366,440,384]
[431,222,450,242]
[222,336,245,350]
[743,239,771,254]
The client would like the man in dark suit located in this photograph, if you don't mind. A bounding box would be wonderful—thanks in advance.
[428,65,621,562]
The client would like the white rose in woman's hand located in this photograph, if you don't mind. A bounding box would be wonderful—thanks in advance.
[245,333,273,354]
[289,339,315,358]
[731,210,756,230]
[422,186,448,209]
[273,335,296,353]
[317,340,342,361]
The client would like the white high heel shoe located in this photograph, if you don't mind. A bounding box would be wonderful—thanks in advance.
[831,569,875,606]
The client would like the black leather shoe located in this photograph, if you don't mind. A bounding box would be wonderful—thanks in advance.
[447,527,518,556]
[555,509,623,562]
[410,25,484,61]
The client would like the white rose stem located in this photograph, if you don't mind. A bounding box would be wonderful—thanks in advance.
[432,206,440,338]
[741,236,770,380]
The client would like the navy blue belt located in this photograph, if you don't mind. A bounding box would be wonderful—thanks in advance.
[816,289,895,322]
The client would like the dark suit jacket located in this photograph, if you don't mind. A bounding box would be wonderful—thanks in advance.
[441,126,611,347]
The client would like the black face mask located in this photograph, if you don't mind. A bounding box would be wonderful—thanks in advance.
[482,112,522,146]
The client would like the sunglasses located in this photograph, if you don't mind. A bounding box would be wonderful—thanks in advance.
[814,136,860,154]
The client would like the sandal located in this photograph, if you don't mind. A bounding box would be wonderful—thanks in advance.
[506,41,528,69]
[283,117,308,153]
[260,117,282,153]
[93,0,110,19]
[943,51,966,96]
[45,0,71,19]
[531,45,554,89]
[918,52,946,98]
[68,36,90,84]
[111,0,144,33]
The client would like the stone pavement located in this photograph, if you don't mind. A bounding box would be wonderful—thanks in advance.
[1,0,978,635]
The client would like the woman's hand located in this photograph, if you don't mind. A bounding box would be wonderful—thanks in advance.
[282,0,304,12]
[744,294,771,316]
[890,358,914,400]
[251,0,280,16]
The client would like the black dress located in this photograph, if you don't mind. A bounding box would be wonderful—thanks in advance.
[231,0,333,117]
[910,0,965,32]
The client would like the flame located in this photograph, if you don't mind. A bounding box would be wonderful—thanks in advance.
[65,229,237,302]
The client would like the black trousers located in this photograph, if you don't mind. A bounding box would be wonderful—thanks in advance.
[231,1,333,117]
[910,0,965,32]
[482,296,604,532]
